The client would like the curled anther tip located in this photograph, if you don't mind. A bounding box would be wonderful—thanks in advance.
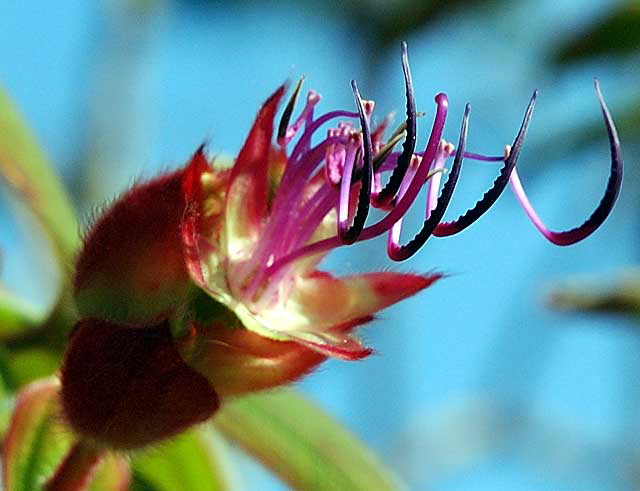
[443,141,455,155]
[338,78,373,245]
[401,40,408,52]
[363,100,376,117]
[593,81,621,146]
[504,144,511,159]
[512,91,537,150]
[435,93,448,107]
[593,78,604,99]
[431,90,533,238]
[307,90,321,103]
[503,81,621,247]
[387,104,468,261]
[277,76,306,142]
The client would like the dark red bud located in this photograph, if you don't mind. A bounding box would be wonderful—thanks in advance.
[74,169,192,325]
[60,318,219,450]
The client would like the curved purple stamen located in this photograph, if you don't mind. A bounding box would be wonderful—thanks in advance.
[508,80,622,245]
[253,47,621,298]
[463,152,504,162]
[433,90,537,237]
[289,110,359,163]
[338,81,373,244]
[356,93,449,242]
[371,41,417,208]
[264,92,449,279]
[388,104,470,260]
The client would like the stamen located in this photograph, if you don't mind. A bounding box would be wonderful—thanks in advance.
[507,80,622,245]
[463,152,504,162]
[280,90,322,148]
[371,41,417,208]
[356,93,449,242]
[289,110,359,163]
[240,136,347,297]
[387,104,469,260]
[277,76,305,145]
[264,92,450,278]
[433,89,537,236]
[337,80,373,244]
[425,140,455,218]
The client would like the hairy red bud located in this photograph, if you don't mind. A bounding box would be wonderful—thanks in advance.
[74,170,192,325]
[60,318,218,449]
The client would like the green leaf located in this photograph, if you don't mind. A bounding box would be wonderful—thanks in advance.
[214,389,403,491]
[551,2,640,64]
[90,455,131,491]
[130,428,234,491]
[7,348,61,388]
[0,287,42,337]
[549,269,640,317]
[2,378,130,491]
[2,378,71,491]
[0,87,79,265]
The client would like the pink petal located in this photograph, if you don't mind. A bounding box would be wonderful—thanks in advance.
[283,330,373,361]
[224,86,285,257]
[181,147,216,288]
[286,270,442,331]
[177,321,328,396]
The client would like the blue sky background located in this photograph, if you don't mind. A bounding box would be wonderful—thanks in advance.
[1,1,638,489]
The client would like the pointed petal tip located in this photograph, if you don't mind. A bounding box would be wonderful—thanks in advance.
[287,331,374,361]
[366,271,443,306]
[225,85,286,251]
[182,144,212,198]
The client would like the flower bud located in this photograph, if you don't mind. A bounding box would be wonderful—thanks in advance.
[74,170,192,325]
[60,318,218,449]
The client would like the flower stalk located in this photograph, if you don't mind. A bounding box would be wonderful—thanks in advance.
[43,441,103,491]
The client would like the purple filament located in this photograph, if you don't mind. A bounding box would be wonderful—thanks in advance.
[387,103,470,260]
[433,90,537,237]
[371,41,417,208]
[337,80,373,244]
[235,43,622,300]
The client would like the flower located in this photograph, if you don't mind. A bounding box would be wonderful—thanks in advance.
[59,42,622,451]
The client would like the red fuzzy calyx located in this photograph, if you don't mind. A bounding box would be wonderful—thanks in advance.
[60,318,219,450]
[74,169,192,325]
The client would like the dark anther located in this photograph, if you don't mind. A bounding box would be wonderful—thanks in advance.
[388,104,470,260]
[538,80,623,245]
[277,76,305,143]
[339,80,373,244]
[433,90,538,237]
[372,41,417,208]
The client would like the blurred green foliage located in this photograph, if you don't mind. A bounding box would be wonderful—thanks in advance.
[551,2,640,63]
